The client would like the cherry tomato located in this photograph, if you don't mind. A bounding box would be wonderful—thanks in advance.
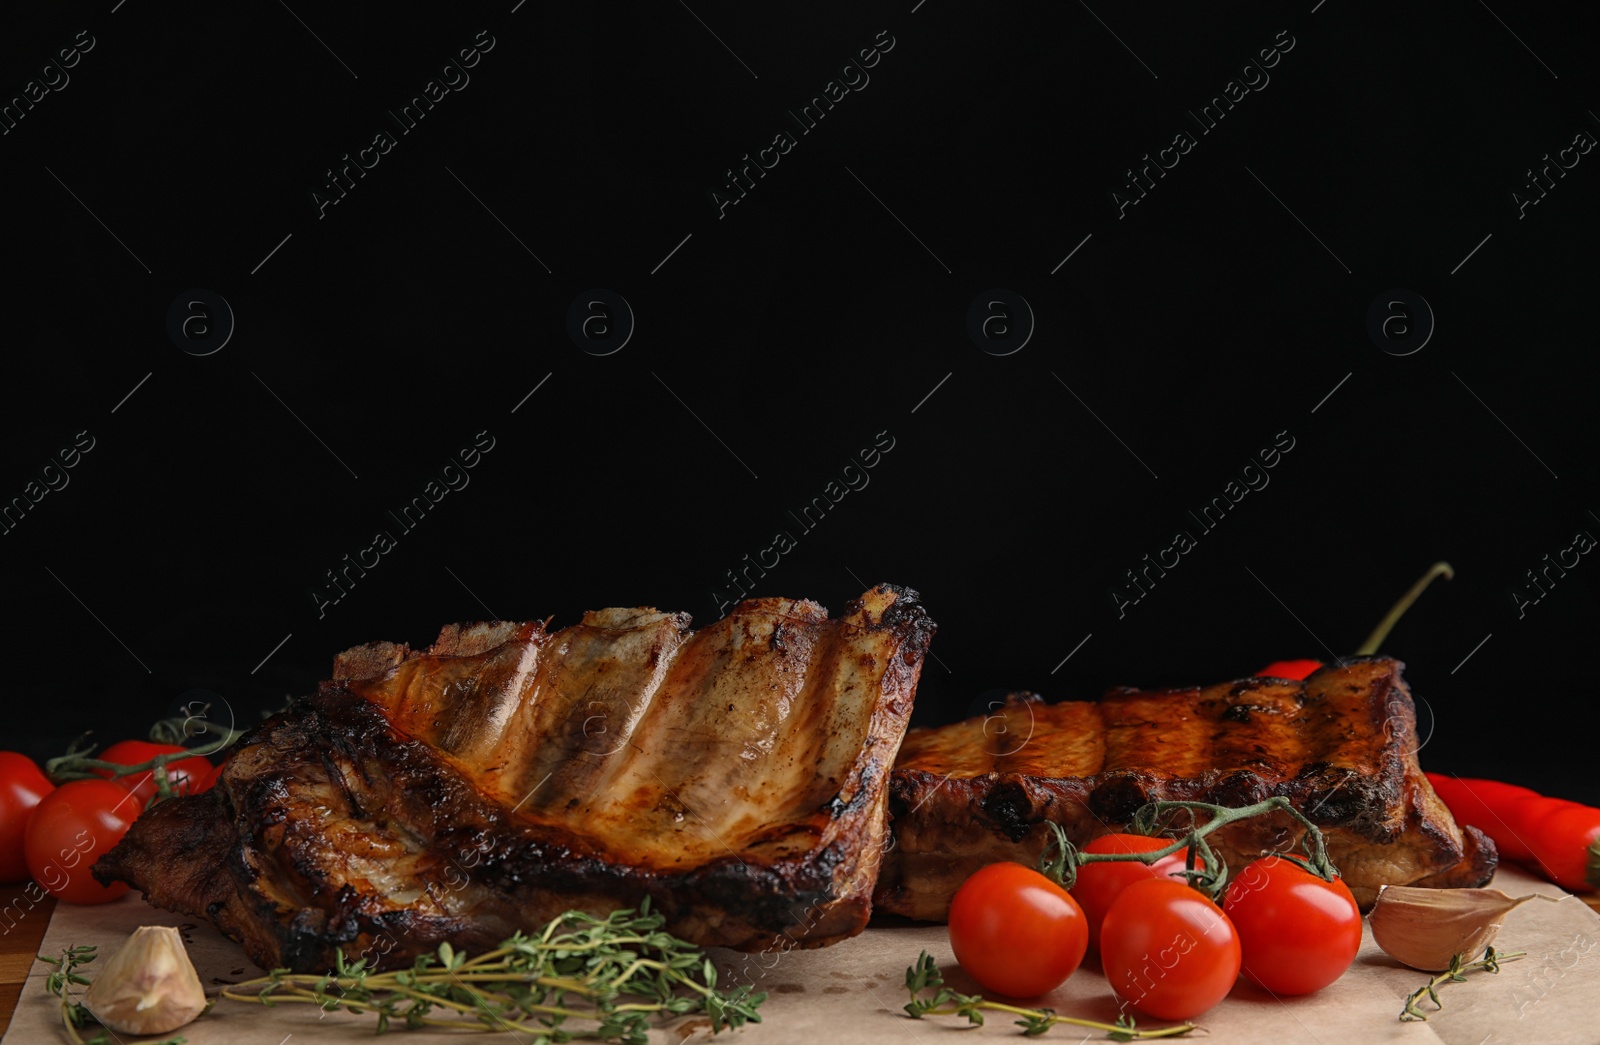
[190,759,227,795]
[1223,856,1361,995]
[1070,834,1192,952]
[0,753,55,884]
[94,740,213,803]
[947,862,1089,997]
[1255,659,1323,680]
[24,779,140,904]
[1101,878,1241,1020]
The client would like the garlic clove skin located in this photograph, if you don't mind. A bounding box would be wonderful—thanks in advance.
[83,925,209,1035]
[1368,885,1558,972]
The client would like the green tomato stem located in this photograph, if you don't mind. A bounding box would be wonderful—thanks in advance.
[1042,796,1338,899]
[44,727,245,801]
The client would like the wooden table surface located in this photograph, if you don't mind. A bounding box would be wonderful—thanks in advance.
[0,883,55,1041]
[4,881,1599,1040]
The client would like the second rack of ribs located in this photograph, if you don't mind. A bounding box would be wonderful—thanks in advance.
[876,657,1496,918]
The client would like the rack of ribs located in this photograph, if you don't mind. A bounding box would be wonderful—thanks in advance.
[95,585,935,973]
[875,657,1496,918]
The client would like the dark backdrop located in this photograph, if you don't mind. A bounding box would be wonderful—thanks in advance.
[2,2,1596,800]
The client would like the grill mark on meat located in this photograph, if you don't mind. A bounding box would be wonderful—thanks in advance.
[517,611,687,810]
[1103,690,1213,779]
[96,585,934,973]
[1210,679,1304,779]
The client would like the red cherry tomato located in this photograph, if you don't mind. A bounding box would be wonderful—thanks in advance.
[190,759,227,794]
[1223,856,1361,995]
[1255,659,1324,680]
[947,862,1089,998]
[24,779,140,904]
[0,752,55,884]
[94,740,213,802]
[1100,878,1241,1020]
[1070,834,1191,952]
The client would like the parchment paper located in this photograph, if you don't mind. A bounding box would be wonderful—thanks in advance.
[9,865,1598,1044]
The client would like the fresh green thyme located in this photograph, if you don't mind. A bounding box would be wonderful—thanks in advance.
[1398,945,1524,1022]
[903,951,1194,1040]
[219,900,763,1042]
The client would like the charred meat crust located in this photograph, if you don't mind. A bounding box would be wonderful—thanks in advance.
[1411,825,1499,890]
[96,585,933,973]
[878,657,1497,918]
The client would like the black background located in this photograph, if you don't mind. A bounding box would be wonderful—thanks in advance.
[2,2,1596,800]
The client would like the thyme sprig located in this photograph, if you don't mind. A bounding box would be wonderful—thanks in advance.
[38,944,189,1045]
[903,952,1194,1040]
[220,900,763,1042]
[1398,945,1523,1022]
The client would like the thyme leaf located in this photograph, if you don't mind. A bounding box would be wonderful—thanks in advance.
[221,901,764,1040]
[902,951,1194,1039]
[1398,945,1525,1022]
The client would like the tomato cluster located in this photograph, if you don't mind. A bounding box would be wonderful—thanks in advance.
[945,836,1362,1020]
[0,744,224,905]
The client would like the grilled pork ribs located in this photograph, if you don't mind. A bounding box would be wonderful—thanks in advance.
[99,590,1493,974]
[96,585,934,972]
[875,657,1496,917]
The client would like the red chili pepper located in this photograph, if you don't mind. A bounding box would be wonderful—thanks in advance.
[1425,773,1600,892]
[1254,659,1324,680]
[1424,774,1538,862]
[1522,800,1600,893]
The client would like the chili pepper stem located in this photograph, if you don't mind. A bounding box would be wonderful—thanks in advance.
[1355,561,1453,657]
[1587,837,1600,892]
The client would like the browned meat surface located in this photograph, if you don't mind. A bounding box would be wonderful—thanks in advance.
[876,657,1495,917]
[96,585,934,973]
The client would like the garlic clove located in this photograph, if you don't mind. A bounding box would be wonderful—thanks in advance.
[83,925,209,1035]
[1368,885,1558,972]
